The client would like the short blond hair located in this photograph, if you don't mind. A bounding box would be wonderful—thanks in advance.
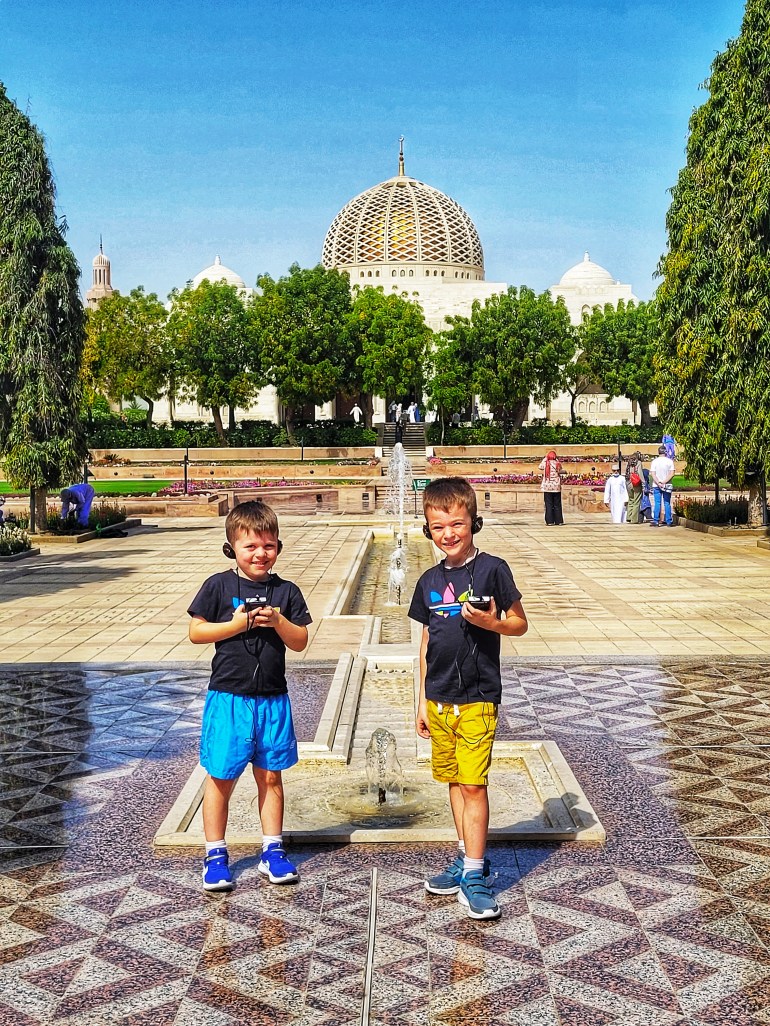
[423,477,477,519]
[225,501,279,543]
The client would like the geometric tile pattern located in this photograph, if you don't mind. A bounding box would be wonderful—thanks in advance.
[5,659,770,1024]
[322,174,485,274]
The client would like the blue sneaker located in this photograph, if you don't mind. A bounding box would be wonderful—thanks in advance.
[202,847,233,892]
[425,855,491,895]
[458,869,500,920]
[258,842,299,884]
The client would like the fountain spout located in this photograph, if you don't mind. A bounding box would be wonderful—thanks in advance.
[365,728,404,806]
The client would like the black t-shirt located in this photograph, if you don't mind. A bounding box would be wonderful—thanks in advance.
[408,551,521,705]
[188,570,312,696]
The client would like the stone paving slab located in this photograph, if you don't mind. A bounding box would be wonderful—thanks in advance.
[4,661,770,1023]
[0,512,768,663]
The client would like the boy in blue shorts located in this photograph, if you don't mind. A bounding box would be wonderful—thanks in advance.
[409,478,528,919]
[188,501,312,892]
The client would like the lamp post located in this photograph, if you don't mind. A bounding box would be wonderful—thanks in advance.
[183,447,189,495]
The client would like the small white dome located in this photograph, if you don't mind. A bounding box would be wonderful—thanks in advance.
[192,255,247,291]
[559,252,615,287]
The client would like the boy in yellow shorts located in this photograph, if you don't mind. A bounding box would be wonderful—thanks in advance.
[409,478,528,919]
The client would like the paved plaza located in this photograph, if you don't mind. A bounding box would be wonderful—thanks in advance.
[2,512,770,1024]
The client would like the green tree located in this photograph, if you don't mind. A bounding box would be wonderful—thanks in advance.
[84,287,170,427]
[0,82,87,523]
[657,0,770,522]
[167,279,257,444]
[425,331,474,441]
[345,287,431,426]
[448,286,575,429]
[251,264,353,442]
[579,300,659,426]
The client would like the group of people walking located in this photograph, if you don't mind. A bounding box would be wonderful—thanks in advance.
[539,441,677,527]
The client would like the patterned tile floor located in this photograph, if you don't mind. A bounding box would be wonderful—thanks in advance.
[4,661,770,1023]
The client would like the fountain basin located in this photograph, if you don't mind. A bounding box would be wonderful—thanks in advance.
[154,740,603,845]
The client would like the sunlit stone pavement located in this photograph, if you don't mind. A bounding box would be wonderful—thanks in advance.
[2,513,770,1024]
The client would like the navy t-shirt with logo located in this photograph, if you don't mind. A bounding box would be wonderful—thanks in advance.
[188,570,312,696]
[408,551,521,705]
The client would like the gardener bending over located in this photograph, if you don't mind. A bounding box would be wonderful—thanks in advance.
[60,483,95,528]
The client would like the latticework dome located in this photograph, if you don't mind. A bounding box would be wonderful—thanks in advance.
[322,152,485,282]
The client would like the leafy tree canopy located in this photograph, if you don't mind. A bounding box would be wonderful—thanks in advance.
[251,264,353,439]
[657,0,770,506]
[346,286,432,425]
[167,279,258,443]
[0,81,87,496]
[84,287,170,426]
[579,299,659,426]
[447,286,575,429]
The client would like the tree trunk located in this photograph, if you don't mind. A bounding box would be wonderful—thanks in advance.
[141,397,154,428]
[509,397,530,431]
[748,481,763,527]
[639,399,652,427]
[34,487,49,533]
[569,392,577,428]
[363,394,374,429]
[211,407,227,445]
[228,405,237,432]
[284,407,297,445]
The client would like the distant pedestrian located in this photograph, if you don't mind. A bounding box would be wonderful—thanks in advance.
[538,450,564,525]
[603,465,628,523]
[640,468,654,522]
[388,401,398,422]
[649,445,675,527]
[350,403,363,425]
[407,402,417,423]
[413,403,421,423]
[395,402,403,424]
[624,451,645,524]
[60,483,95,528]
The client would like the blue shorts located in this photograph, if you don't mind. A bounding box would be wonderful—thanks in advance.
[200,691,298,780]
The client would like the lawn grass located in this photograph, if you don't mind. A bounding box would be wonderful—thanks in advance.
[0,481,174,497]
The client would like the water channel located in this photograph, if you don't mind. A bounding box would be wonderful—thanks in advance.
[348,534,435,642]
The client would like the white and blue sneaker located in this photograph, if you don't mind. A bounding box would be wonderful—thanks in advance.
[258,842,299,884]
[425,855,491,895]
[458,869,500,920]
[202,847,233,892]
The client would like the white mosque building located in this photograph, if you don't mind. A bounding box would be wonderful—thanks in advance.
[87,145,643,427]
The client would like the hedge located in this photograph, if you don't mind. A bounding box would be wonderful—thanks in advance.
[85,419,376,449]
[426,421,664,446]
[673,497,749,525]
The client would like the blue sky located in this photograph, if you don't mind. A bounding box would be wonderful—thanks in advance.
[1,0,746,302]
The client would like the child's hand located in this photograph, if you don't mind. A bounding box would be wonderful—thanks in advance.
[416,701,431,739]
[461,596,498,628]
[250,605,280,628]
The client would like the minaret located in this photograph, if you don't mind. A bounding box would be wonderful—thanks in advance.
[85,238,115,308]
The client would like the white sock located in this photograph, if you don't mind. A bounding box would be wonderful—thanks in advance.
[463,856,485,876]
[458,840,466,854]
[205,839,226,854]
[262,834,282,851]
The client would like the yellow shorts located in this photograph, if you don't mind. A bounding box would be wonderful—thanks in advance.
[427,700,498,785]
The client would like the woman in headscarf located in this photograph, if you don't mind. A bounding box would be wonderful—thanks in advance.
[624,451,645,525]
[538,450,564,525]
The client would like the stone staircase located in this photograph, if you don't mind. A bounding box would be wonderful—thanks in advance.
[379,422,426,471]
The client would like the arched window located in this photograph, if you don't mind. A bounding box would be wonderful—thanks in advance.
[400,270,405,277]
[367,271,372,277]
[392,270,397,277]
[408,269,413,277]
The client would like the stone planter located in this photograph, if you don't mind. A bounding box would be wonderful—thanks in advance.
[0,547,40,562]
[675,516,770,537]
[31,519,141,543]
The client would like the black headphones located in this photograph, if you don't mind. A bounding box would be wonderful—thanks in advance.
[223,539,283,559]
[422,516,483,540]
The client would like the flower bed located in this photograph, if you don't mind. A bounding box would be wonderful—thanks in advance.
[467,473,607,486]
[673,496,749,525]
[0,524,32,556]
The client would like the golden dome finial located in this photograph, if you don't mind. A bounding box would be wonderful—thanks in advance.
[398,136,405,176]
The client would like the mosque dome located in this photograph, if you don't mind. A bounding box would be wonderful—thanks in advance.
[192,255,247,291]
[322,143,485,282]
[559,252,615,288]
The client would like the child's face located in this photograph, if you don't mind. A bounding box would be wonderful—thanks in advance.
[425,502,475,566]
[231,528,280,580]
